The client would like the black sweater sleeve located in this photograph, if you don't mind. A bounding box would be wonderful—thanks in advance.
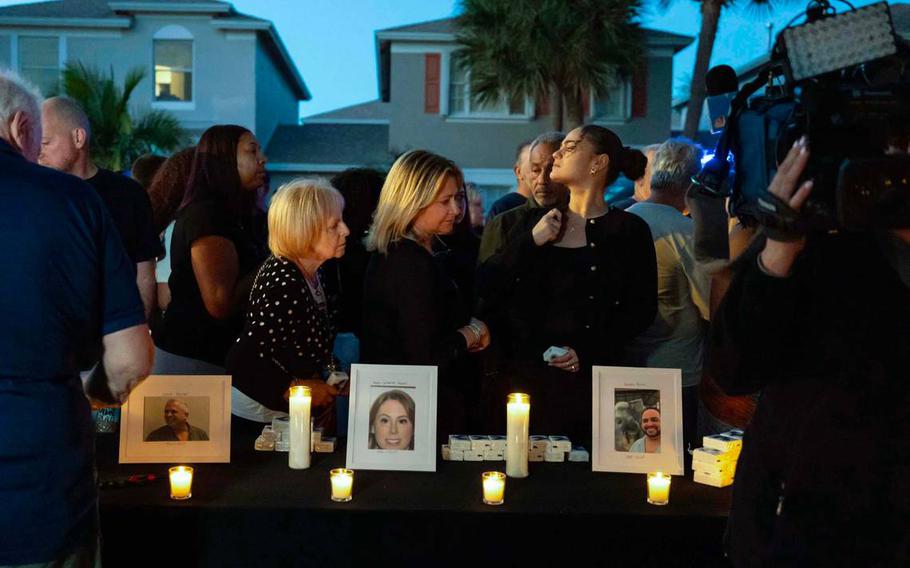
[709,244,802,396]
[604,212,658,349]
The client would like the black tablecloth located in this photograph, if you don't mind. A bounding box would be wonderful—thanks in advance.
[96,425,732,567]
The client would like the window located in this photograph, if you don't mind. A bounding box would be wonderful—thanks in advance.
[154,39,193,102]
[447,55,529,119]
[591,74,631,122]
[19,36,60,95]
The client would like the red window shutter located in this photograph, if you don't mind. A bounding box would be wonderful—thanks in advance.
[631,62,648,118]
[424,54,441,114]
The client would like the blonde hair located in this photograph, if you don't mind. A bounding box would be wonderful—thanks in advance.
[366,150,463,254]
[268,177,344,261]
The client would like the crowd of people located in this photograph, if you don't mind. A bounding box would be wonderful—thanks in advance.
[2,65,908,567]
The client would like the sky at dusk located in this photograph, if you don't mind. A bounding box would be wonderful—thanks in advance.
[0,0,902,116]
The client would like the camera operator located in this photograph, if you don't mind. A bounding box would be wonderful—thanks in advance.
[710,136,910,566]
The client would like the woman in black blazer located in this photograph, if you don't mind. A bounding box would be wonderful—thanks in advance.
[476,125,657,444]
[361,150,490,439]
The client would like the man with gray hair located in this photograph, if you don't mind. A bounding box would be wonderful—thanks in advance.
[626,138,709,450]
[0,71,153,565]
[478,131,568,263]
[40,96,162,317]
[486,140,534,221]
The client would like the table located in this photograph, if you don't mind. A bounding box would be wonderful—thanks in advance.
[96,426,733,567]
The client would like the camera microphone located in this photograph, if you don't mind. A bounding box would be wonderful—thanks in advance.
[705,65,738,134]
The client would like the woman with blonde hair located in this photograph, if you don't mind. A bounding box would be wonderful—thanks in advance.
[362,150,490,439]
[226,178,350,424]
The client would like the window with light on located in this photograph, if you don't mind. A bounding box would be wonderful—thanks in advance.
[154,40,192,102]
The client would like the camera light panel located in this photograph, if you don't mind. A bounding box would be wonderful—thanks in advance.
[783,2,897,81]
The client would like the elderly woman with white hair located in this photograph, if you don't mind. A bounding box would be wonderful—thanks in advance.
[226,178,350,424]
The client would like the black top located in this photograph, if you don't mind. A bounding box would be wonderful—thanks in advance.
[85,168,163,264]
[156,200,265,366]
[226,256,335,411]
[486,191,527,222]
[321,234,370,335]
[710,233,910,566]
[361,238,471,381]
[477,207,657,368]
[0,140,144,565]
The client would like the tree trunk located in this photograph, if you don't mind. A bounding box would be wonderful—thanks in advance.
[553,85,564,131]
[684,0,723,140]
[569,86,585,129]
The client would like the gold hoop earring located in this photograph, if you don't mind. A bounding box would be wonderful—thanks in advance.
[590,167,597,175]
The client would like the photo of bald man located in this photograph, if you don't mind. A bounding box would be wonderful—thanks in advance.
[144,398,210,442]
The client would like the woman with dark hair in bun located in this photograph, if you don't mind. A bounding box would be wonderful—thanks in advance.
[476,125,657,444]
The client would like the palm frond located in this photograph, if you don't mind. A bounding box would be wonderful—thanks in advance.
[61,61,186,170]
[456,0,644,127]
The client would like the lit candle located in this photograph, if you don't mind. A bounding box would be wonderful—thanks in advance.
[330,468,354,502]
[647,472,671,505]
[169,465,193,500]
[482,471,506,505]
[506,393,530,478]
[289,385,312,469]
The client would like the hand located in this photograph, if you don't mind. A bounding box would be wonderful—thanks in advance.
[284,379,339,406]
[532,208,563,246]
[760,137,814,277]
[467,317,490,352]
[548,346,580,373]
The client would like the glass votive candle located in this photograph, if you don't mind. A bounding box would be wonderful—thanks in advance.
[169,465,193,500]
[330,468,354,502]
[647,472,671,506]
[482,471,506,505]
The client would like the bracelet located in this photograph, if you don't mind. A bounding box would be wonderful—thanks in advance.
[468,322,483,343]
[462,324,479,347]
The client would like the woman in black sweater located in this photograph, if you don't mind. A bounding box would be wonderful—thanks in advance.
[477,125,657,444]
[362,150,490,439]
[226,178,349,424]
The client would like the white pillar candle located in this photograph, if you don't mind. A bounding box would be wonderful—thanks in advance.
[330,468,354,502]
[289,385,312,469]
[482,471,506,505]
[505,393,530,478]
[647,472,671,505]
[169,466,193,500]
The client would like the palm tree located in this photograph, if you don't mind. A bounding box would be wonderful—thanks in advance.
[456,0,644,131]
[61,62,187,171]
[679,0,776,139]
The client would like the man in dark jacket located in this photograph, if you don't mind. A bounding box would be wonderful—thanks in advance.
[710,138,910,566]
[0,70,153,566]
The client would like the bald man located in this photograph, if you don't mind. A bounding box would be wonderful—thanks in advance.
[39,96,162,317]
[145,398,209,441]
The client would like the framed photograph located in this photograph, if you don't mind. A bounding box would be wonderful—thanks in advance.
[592,366,683,475]
[119,375,232,463]
[346,364,437,472]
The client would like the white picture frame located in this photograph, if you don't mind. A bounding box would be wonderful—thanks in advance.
[119,375,232,463]
[592,366,683,475]
[346,364,437,472]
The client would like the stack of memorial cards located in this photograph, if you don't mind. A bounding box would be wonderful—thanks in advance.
[691,430,744,488]
[442,434,588,463]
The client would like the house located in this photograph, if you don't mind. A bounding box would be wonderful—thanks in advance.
[0,0,310,143]
[268,16,691,203]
